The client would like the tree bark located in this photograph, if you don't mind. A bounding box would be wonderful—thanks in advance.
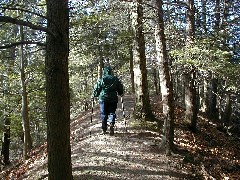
[20,24,32,160]
[153,67,160,95]
[201,0,207,35]
[206,75,218,120]
[199,77,207,113]
[203,0,221,120]
[1,116,11,165]
[46,0,72,179]
[1,32,17,165]
[0,16,52,35]
[98,58,104,79]
[221,93,232,127]
[129,44,135,94]
[97,28,104,79]
[214,0,220,31]
[184,0,198,132]
[131,0,153,120]
[127,12,135,94]
[155,0,175,154]
[186,0,195,45]
[184,67,198,131]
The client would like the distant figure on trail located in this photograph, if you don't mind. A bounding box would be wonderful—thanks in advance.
[91,66,124,135]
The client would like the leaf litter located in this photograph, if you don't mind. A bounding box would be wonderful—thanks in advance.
[1,95,239,179]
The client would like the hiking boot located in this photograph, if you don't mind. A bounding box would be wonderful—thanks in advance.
[110,124,114,136]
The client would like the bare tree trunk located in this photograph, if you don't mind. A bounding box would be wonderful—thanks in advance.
[221,93,232,127]
[1,30,17,165]
[132,0,153,120]
[1,85,10,165]
[206,75,218,120]
[98,59,104,79]
[19,24,32,160]
[96,25,104,79]
[203,0,221,121]
[184,68,198,132]
[153,67,160,95]
[1,115,10,165]
[201,0,207,35]
[46,0,72,179]
[215,0,220,31]
[186,0,195,45]
[199,77,207,113]
[129,44,135,94]
[184,0,198,132]
[155,0,175,155]
[127,12,135,94]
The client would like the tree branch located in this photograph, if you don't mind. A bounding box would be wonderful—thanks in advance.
[0,41,46,49]
[0,15,54,36]
[0,6,48,20]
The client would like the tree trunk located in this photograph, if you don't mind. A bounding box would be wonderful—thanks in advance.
[132,0,153,120]
[199,77,207,113]
[20,24,32,160]
[184,68,198,132]
[98,58,104,79]
[1,34,17,165]
[97,26,104,79]
[129,44,135,94]
[186,0,195,45]
[203,0,221,120]
[153,67,160,95]
[46,0,72,179]
[174,68,185,108]
[184,0,198,132]
[127,12,135,94]
[221,0,230,51]
[221,93,232,127]
[201,0,207,35]
[155,0,175,154]
[1,116,10,165]
[214,0,220,31]
[206,75,218,120]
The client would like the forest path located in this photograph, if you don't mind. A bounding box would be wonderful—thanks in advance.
[3,95,240,179]
[69,95,194,179]
[3,95,197,179]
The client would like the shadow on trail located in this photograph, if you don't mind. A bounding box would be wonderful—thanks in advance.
[73,165,194,180]
[70,96,196,179]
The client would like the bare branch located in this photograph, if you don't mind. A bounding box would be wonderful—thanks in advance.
[0,41,46,49]
[0,6,47,20]
[0,15,54,36]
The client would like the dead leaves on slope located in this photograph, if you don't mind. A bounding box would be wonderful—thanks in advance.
[150,95,240,179]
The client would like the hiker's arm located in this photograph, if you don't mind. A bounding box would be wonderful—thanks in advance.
[117,78,124,96]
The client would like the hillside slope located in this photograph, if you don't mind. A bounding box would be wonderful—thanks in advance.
[1,95,239,179]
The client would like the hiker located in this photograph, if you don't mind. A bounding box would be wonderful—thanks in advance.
[91,66,124,135]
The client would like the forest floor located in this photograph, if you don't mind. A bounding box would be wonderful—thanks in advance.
[1,95,240,179]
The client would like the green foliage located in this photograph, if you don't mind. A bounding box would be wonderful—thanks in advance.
[68,0,133,118]
[171,39,240,92]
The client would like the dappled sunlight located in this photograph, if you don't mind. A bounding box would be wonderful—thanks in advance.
[71,131,191,179]
[69,96,193,179]
[175,117,240,179]
[2,95,239,179]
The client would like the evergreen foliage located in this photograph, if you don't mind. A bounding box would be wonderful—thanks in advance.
[0,0,239,173]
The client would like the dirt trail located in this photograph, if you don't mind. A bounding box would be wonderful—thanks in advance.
[69,95,195,179]
[5,95,197,179]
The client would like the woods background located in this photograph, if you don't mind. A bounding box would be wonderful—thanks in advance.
[0,0,239,178]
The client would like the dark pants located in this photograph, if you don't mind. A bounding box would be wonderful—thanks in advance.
[99,101,118,131]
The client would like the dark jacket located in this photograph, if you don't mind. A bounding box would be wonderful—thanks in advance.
[92,66,124,102]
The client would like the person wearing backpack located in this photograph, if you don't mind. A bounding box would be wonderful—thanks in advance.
[91,66,124,135]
